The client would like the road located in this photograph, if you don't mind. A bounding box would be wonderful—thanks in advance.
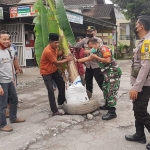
[0,60,149,150]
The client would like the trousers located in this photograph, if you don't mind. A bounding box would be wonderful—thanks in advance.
[133,86,150,132]
[42,70,66,113]
[0,82,18,128]
[85,67,104,93]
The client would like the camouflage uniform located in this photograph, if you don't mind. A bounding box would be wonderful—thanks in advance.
[97,45,122,107]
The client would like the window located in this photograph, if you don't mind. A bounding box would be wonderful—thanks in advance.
[119,23,130,40]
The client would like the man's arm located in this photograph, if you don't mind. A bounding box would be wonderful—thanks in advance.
[0,85,4,96]
[132,60,150,92]
[46,51,73,65]
[14,57,23,74]
[73,39,85,48]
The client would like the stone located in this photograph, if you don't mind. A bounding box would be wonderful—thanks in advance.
[53,133,57,137]
[92,110,100,116]
[87,114,94,120]
[51,127,57,131]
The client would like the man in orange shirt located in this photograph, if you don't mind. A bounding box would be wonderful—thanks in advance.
[40,33,72,116]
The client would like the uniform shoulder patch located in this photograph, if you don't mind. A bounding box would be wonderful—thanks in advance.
[101,46,111,58]
[141,40,150,60]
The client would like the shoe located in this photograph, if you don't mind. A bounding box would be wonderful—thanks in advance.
[125,134,146,144]
[53,111,63,116]
[10,118,26,123]
[0,126,13,132]
[102,107,117,120]
[100,104,109,110]
[146,142,150,150]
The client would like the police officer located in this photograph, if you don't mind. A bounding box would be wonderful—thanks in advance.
[74,26,104,98]
[125,15,150,150]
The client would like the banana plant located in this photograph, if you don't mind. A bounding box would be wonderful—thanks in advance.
[33,0,49,66]
[33,0,79,82]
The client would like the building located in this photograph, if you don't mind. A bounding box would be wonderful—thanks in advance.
[64,0,117,45]
[115,8,139,46]
[0,0,117,66]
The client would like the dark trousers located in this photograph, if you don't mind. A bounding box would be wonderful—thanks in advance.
[0,82,18,128]
[85,67,104,93]
[133,86,150,132]
[42,70,65,113]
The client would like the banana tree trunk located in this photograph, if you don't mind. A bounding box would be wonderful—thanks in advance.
[67,60,79,83]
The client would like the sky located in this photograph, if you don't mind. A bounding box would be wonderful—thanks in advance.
[105,0,113,4]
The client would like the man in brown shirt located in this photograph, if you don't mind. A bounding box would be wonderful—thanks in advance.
[125,15,150,150]
[40,33,72,116]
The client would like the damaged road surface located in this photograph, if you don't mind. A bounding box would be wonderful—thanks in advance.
[0,61,150,150]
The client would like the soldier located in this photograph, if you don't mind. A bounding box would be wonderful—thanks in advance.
[124,15,150,150]
[74,26,104,99]
[76,38,122,120]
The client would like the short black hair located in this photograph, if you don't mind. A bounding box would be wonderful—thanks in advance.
[76,36,83,42]
[87,38,98,44]
[0,30,7,37]
[7,31,11,39]
[138,15,150,31]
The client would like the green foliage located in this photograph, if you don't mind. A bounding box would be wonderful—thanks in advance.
[117,42,124,52]
[33,0,49,66]
[55,0,76,46]
[111,0,150,21]
[33,0,75,65]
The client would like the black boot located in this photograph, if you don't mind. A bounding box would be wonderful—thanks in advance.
[146,143,150,150]
[100,101,109,110]
[102,107,117,120]
[125,126,146,144]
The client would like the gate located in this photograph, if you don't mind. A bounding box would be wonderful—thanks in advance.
[0,23,25,66]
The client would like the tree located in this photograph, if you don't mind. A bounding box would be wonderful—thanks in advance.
[111,0,150,56]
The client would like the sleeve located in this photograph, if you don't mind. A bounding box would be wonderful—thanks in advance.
[101,46,111,58]
[97,37,103,45]
[132,60,150,92]
[46,51,57,63]
[73,39,85,48]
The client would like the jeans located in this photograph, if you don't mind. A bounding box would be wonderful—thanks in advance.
[0,82,18,128]
[42,70,66,113]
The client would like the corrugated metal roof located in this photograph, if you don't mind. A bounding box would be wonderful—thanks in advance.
[83,4,114,19]
[0,0,21,4]
[63,0,95,6]
[18,0,36,4]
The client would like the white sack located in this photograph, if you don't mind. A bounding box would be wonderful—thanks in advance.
[65,76,89,104]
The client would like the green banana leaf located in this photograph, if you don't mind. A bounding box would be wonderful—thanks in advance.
[33,0,49,66]
[54,0,76,46]
[46,0,71,55]
[47,10,59,34]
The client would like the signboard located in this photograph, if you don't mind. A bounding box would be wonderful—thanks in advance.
[66,11,83,24]
[10,5,36,18]
[0,7,3,20]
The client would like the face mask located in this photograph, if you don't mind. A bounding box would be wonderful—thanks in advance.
[0,43,8,50]
[134,27,139,35]
[87,34,94,38]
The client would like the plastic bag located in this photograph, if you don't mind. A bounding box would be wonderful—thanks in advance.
[65,76,89,104]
